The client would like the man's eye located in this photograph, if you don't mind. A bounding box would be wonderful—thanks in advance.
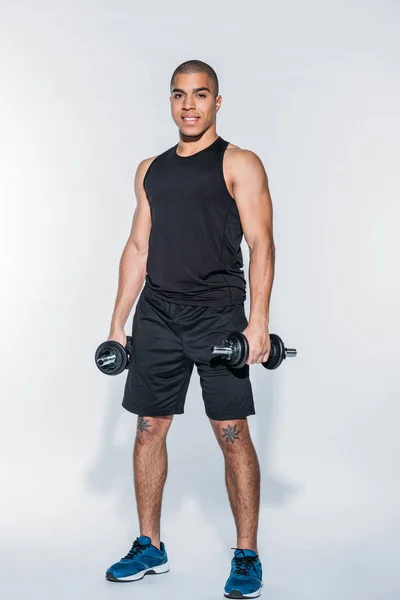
[198,94,206,98]
[174,94,182,98]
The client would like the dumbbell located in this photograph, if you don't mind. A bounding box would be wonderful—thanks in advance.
[210,332,297,370]
[95,336,132,375]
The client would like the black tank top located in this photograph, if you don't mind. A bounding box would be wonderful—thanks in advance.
[143,135,246,306]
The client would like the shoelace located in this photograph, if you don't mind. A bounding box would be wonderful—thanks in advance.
[231,548,259,577]
[123,539,147,560]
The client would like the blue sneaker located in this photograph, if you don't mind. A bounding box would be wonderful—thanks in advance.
[224,548,263,598]
[105,535,169,582]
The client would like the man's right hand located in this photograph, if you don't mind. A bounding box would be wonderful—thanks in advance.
[107,330,127,347]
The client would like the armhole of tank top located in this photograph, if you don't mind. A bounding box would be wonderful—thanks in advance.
[220,142,236,201]
[142,153,162,197]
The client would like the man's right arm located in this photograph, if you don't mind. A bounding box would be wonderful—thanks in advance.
[107,156,156,343]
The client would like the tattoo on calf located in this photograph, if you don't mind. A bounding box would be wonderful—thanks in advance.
[137,417,152,433]
[221,423,240,444]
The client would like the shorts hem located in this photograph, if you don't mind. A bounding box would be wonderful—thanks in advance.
[122,403,184,417]
[206,409,256,421]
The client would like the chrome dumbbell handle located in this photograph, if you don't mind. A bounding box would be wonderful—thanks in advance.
[212,343,297,360]
[285,348,297,358]
[96,353,117,367]
[210,344,234,359]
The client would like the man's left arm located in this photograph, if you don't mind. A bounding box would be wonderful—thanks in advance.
[231,149,275,364]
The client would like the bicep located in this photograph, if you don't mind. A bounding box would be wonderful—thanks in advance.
[232,151,274,251]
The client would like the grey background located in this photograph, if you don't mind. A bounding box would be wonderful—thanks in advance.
[0,1,399,599]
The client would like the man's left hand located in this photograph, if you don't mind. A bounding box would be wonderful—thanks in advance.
[241,321,271,365]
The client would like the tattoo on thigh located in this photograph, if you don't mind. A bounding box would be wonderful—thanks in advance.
[137,417,152,433]
[221,424,240,444]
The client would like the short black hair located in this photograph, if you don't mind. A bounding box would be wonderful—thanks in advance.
[170,60,219,97]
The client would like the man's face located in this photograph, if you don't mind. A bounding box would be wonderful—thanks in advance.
[170,72,221,137]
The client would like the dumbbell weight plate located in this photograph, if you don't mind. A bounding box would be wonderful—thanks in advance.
[225,331,249,369]
[95,340,127,375]
[263,333,285,370]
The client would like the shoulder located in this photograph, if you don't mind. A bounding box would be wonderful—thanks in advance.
[137,155,159,174]
[224,143,267,176]
[135,155,159,184]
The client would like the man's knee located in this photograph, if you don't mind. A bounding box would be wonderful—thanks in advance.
[135,415,173,444]
[210,418,252,454]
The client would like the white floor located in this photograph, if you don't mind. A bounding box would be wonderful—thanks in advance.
[2,510,399,600]
[0,548,352,600]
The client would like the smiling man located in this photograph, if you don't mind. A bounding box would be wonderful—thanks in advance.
[105,59,275,599]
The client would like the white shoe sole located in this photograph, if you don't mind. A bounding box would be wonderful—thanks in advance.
[106,561,170,582]
[224,582,263,598]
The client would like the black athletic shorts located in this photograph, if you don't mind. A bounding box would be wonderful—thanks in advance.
[122,287,255,421]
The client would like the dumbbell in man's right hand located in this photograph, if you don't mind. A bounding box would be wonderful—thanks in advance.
[95,331,132,376]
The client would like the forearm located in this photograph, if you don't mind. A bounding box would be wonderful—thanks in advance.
[248,241,275,326]
[109,241,147,333]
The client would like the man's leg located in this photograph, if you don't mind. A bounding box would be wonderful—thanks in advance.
[210,417,260,552]
[134,415,173,549]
